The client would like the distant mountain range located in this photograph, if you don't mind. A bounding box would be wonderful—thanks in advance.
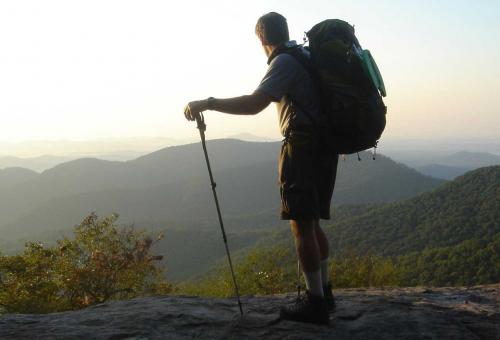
[0,155,71,173]
[0,136,196,171]
[416,151,500,179]
[417,164,469,180]
[0,139,442,246]
[226,133,278,142]
[0,151,150,172]
[3,136,498,178]
[0,137,192,158]
[0,135,274,172]
[437,151,500,168]
[1,141,497,283]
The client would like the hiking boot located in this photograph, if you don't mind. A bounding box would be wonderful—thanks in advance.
[323,283,336,312]
[280,291,329,325]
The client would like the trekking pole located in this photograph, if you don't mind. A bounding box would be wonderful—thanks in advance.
[194,112,243,316]
[296,259,301,300]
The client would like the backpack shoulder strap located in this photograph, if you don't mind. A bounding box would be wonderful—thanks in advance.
[268,44,324,134]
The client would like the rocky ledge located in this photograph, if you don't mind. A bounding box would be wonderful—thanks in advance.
[0,284,498,339]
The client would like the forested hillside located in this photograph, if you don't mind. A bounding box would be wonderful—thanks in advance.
[325,166,499,256]
[182,167,499,292]
[255,166,499,256]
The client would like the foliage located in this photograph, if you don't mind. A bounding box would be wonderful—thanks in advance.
[397,234,500,287]
[0,243,65,313]
[326,166,500,257]
[179,246,297,297]
[177,232,500,297]
[0,213,171,314]
[330,252,400,288]
[178,245,400,297]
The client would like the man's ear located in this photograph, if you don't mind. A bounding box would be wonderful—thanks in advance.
[257,32,268,46]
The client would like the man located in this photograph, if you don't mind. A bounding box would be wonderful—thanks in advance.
[184,12,339,325]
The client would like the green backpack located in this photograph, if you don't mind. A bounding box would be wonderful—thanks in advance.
[274,19,387,155]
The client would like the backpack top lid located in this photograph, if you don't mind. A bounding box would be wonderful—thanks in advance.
[305,19,365,97]
[307,19,360,50]
[306,19,387,98]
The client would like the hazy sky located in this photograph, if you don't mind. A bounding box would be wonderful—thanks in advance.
[1,0,499,148]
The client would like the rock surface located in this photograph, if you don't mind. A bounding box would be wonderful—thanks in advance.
[1,285,498,339]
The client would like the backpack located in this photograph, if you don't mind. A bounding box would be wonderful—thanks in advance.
[271,19,387,155]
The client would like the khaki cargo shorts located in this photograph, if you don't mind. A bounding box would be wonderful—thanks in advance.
[279,129,339,220]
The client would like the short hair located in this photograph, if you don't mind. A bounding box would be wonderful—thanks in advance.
[255,12,289,46]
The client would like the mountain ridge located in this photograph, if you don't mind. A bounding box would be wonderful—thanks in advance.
[0,141,443,240]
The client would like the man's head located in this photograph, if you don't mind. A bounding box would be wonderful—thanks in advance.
[255,12,289,57]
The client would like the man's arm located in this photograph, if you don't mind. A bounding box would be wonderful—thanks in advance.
[184,91,273,121]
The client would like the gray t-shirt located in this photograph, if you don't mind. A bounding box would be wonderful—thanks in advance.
[255,47,321,136]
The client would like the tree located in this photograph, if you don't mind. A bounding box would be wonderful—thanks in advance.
[0,213,171,314]
[0,242,64,313]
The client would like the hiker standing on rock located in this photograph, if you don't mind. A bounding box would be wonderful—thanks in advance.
[184,12,338,325]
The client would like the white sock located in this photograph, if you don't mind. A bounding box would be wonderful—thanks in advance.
[320,258,329,287]
[303,269,324,297]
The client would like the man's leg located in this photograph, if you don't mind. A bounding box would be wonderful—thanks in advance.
[314,219,336,311]
[314,220,330,286]
[290,219,323,297]
[279,139,329,324]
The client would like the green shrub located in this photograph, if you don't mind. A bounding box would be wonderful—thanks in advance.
[0,213,171,313]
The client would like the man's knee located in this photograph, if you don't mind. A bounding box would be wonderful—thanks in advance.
[290,220,315,238]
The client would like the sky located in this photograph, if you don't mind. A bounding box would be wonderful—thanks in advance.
[0,0,499,154]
